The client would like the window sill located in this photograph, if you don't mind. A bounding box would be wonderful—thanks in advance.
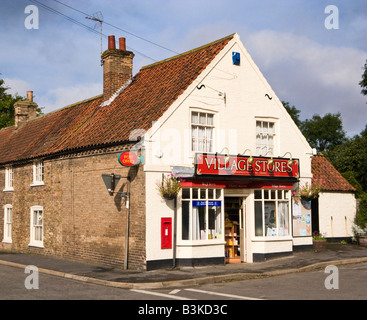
[177,241,226,247]
[2,188,14,192]
[252,236,293,242]
[28,243,44,248]
[2,239,12,244]
[30,182,45,187]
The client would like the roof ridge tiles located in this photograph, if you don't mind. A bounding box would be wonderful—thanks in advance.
[140,33,236,71]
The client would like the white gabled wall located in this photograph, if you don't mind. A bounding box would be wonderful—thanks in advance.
[145,34,312,174]
[318,192,357,238]
[144,33,313,263]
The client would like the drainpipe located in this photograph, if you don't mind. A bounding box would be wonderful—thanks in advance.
[124,177,131,270]
[173,196,177,269]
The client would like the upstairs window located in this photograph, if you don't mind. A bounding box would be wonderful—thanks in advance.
[32,161,44,186]
[191,112,214,153]
[4,167,14,191]
[256,121,275,156]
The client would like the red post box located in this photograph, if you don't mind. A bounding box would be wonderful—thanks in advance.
[161,218,172,249]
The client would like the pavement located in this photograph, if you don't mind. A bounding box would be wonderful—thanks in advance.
[1,243,367,290]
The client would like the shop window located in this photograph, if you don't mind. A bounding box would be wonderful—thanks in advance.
[3,204,12,243]
[182,201,190,240]
[191,112,214,153]
[181,188,223,241]
[254,189,290,237]
[256,121,275,156]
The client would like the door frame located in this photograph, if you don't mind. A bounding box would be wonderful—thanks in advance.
[224,195,247,263]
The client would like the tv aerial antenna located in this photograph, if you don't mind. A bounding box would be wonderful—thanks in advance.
[86,11,104,65]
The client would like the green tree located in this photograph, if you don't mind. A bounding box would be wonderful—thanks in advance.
[327,125,367,193]
[300,113,346,152]
[356,193,367,229]
[282,101,302,127]
[0,78,24,129]
[0,78,43,129]
[359,59,367,98]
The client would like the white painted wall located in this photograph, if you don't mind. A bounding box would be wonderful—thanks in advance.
[318,192,357,238]
[143,33,314,263]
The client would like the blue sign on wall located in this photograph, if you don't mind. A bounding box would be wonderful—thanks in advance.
[193,201,207,207]
[193,201,222,207]
[208,201,222,207]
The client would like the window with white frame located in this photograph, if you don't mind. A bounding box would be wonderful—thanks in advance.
[254,189,291,237]
[32,161,44,186]
[3,205,12,243]
[181,188,223,241]
[256,120,275,156]
[191,112,214,153]
[29,206,43,247]
[4,166,14,191]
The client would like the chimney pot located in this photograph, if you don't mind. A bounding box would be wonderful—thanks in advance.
[27,91,33,102]
[119,37,126,51]
[108,35,116,50]
[14,91,38,129]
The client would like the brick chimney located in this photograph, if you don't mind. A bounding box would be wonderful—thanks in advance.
[101,35,134,102]
[14,91,38,129]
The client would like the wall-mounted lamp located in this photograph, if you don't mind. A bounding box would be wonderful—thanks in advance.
[264,151,274,166]
[239,149,254,164]
[218,147,231,166]
[281,152,294,166]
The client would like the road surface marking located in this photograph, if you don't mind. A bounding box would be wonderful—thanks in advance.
[130,289,195,300]
[169,289,181,295]
[185,288,264,300]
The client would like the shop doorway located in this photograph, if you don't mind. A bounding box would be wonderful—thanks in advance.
[224,197,245,263]
[311,198,320,235]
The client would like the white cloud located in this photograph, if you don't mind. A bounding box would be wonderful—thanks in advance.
[3,78,32,97]
[37,83,102,113]
[244,30,367,136]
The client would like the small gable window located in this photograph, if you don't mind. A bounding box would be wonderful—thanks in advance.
[191,111,214,153]
[256,120,275,156]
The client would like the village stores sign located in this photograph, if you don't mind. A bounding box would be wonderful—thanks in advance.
[195,153,299,178]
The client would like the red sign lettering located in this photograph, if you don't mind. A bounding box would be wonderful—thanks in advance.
[195,154,299,178]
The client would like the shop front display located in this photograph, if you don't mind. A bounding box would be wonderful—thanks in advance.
[176,152,304,264]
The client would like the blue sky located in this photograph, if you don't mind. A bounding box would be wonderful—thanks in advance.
[1,0,366,137]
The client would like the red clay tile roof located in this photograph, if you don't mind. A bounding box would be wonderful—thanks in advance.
[0,34,234,165]
[312,155,355,192]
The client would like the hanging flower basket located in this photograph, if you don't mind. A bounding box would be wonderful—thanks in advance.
[293,178,325,204]
[163,193,176,201]
[156,174,185,201]
[301,196,313,201]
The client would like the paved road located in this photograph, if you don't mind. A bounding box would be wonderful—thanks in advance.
[1,262,366,301]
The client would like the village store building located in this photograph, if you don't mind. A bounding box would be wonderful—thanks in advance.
[0,33,356,270]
